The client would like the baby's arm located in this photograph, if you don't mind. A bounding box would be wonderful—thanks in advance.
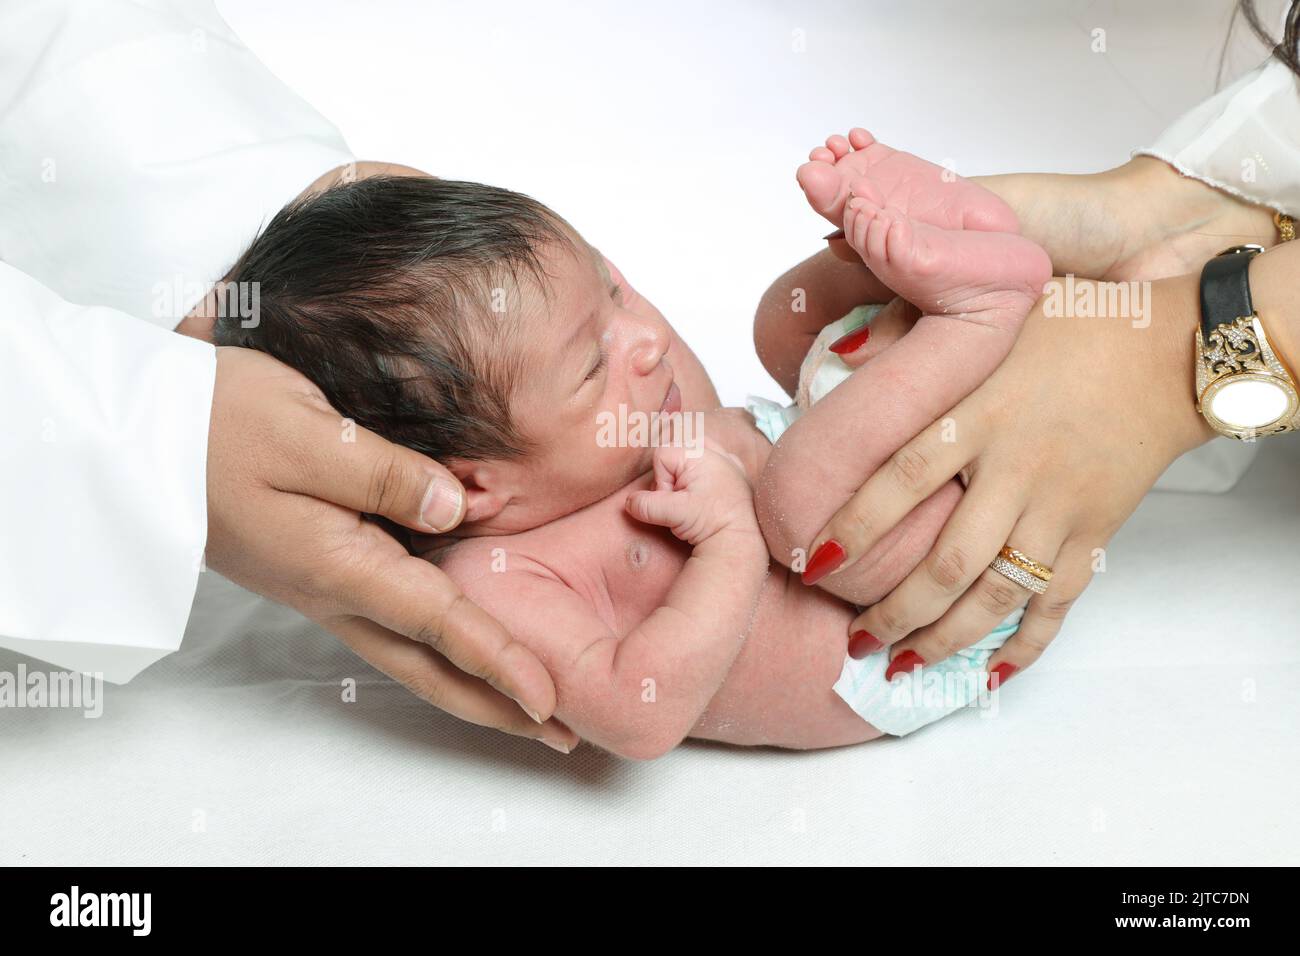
[455,444,769,760]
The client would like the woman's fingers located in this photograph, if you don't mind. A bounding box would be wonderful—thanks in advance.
[847,479,1023,648]
[801,417,978,586]
[881,524,1066,676]
[831,297,921,369]
[985,539,1097,688]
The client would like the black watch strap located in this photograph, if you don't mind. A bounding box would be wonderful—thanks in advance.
[1199,245,1262,337]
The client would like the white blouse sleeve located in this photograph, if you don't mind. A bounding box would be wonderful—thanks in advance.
[0,0,354,326]
[1136,57,1300,217]
[0,263,215,683]
[0,0,354,680]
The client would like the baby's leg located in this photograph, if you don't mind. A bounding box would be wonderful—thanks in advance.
[754,301,965,607]
[754,210,1050,609]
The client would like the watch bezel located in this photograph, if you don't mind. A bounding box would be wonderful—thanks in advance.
[1197,370,1300,439]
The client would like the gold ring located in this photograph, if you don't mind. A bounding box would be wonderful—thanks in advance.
[998,545,1053,582]
[989,554,1049,594]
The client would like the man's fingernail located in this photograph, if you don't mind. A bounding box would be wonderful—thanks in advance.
[521,704,543,724]
[848,630,883,659]
[541,738,572,754]
[802,539,846,585]
[421,478,464,532]
[987,662,1019,691]
[829,324,871,354]
[823,229,846,241]
[885,650,925,681]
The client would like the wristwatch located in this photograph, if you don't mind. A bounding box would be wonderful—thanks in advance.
[1195,244,1299,439]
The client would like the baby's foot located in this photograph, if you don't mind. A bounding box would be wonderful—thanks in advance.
[798,127,1019,235]
[843,198,1051,331]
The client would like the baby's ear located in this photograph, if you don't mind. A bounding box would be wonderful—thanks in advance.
[445,460,511,524]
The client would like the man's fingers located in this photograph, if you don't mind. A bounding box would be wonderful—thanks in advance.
[330,544,559,725]
[329,614,579,752]
[275,399,467,533]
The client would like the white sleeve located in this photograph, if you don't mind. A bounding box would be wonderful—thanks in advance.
[0,263,215,683]
[0,0,354,326]
[1135,57,1300,217]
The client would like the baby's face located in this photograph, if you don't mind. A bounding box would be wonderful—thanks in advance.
[457,238,682,533]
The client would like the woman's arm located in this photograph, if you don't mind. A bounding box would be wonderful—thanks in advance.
[806,241,1300,680]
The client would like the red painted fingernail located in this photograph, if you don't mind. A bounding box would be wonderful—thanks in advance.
[885,650,925,681]
[987,662,1019,691]
[823,229,845,241]
[828,324,871,354]
[848,630,883,659]
[802,539,846,585]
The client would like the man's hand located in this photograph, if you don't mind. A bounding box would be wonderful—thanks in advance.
[204,347,578,752]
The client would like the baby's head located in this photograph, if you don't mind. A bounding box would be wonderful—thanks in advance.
[215,176,679,534]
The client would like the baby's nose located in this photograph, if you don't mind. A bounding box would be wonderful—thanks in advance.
[630,318,670,374]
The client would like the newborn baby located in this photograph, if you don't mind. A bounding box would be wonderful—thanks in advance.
[214,134,1050,757]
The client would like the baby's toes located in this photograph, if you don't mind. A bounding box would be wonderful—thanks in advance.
[848,127,877,150]
[808,145,836,164]
[882,215,915,267]
[797,160,843,216]
[824,133,851,159]
[864,208,896,264]
[843,199,876,253]
[847,176,884,208]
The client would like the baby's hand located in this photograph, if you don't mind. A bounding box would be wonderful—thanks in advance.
[625,439,759,547]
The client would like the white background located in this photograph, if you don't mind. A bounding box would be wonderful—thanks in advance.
[2,0,1297,866]
[219,0,1265,406]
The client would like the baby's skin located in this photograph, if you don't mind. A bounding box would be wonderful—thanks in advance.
[432,134,1050,758]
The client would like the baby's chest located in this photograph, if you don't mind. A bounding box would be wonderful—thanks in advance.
[599,520,692,636]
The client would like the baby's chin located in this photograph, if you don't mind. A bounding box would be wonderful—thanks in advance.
[453,447,656,538]
[562,447,656,511]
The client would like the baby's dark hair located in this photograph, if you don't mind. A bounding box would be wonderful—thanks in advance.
[214,175,576,461]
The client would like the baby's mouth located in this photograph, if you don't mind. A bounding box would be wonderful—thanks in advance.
[659,380,682,416]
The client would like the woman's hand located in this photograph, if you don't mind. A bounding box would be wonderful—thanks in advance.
[808,271,1216,683]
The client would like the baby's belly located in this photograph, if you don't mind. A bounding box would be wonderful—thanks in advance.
[691,565,882,749]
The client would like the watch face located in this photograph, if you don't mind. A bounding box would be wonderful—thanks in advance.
[1207,376,1295,430]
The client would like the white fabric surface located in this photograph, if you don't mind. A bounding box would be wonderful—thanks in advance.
[1,437,1297,864]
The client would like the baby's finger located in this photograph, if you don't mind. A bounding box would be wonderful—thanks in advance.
[625,489,689,529]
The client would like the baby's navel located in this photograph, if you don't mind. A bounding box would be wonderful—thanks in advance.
[625,539,652,571]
